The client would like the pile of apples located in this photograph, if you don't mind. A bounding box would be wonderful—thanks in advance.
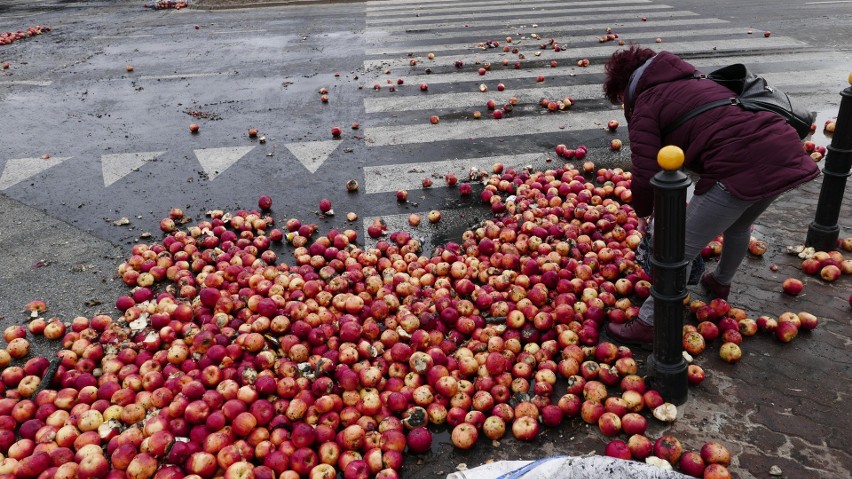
[597,27,622,44]
[0,157,824,478]
[680,299,819,366]
[802,140,827,162]
[798,243,851,283]
[0,25,50,46]
[538,96,575,113]
[606,435,734,478]
[699,235,771,260]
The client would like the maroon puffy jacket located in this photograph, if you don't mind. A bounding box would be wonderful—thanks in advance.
[625,51,820,217]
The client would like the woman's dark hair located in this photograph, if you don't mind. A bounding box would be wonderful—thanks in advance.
[603,45,656,104]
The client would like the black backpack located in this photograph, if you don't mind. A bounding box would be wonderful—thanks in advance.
[661,64,816,139]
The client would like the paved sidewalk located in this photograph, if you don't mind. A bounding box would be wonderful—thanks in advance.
[661,168,852,478]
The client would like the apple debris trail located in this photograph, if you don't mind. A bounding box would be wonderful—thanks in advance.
[0,26,51,47]
[143,0,189,9]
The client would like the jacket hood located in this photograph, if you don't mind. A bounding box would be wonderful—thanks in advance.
[626,51,699,120]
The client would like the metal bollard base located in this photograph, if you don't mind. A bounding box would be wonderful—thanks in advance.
[646,355,689,406]
[806,221,839,253]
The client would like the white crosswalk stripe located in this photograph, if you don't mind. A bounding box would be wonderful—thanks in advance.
[366,0,654,14]
[365,69,847,115]
[366,84,604,114]
[0,80,54,86]
[364,37,810,70]
[368,8,691,34]
[376,17,729,44]
[366,4,676,27]
[367,110,624,146]
[375,52,852,86]
[359,0,850,247]
[364,153,547,194]
[366,26,759,56]
[364,147,631,194]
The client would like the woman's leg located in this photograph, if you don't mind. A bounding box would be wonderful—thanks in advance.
[714,195,777,284]
[638,184,771,325]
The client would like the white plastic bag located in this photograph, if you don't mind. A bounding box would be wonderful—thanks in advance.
[446,456,692,479]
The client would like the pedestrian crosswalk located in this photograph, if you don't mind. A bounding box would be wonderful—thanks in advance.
[1,0,850,248]
[356,0,851,246]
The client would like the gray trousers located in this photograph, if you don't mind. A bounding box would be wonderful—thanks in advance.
[639,183,778,325]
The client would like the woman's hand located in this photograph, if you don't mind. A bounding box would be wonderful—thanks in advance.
[638,216,650,234]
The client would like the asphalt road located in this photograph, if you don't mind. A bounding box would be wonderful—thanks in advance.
[0,0,851,477]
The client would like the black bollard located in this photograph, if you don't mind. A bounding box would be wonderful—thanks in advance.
[646,146,690,405]
[807,74,852,251]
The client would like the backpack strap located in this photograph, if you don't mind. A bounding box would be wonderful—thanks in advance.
[661,98,739,138]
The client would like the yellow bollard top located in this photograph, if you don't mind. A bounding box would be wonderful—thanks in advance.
[848,71,852,85]
[657,145,685,171]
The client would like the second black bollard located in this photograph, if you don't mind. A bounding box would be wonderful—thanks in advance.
[806,73,852,251]
[646,146,690,405]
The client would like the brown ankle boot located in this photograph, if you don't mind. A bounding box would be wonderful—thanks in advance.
[701,272,731,301]
[606,319,654,347]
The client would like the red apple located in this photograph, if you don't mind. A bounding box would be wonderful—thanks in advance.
[797,312,818,330]
[511,416,539,441]
[678,450,706,478]
[775,321,798,343]
[781,278,803,295]
[604,439,631,460]
[597,412,621,436]
[801,258,821,275]
[820,264,841,281]
[687,364,705,385]
[450,423,478,449]
[627,434,652,459]
[653,435,683,464]
[621,413,647,435]
[700,442,731,466]
[719,342,741,363]
[77,454,110,479]
[703,464,732,479]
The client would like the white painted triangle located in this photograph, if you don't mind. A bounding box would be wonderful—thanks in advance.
[284,140,340,174]
[102,151,164,187]
[193,146,255,181]
[0,156,73,191]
